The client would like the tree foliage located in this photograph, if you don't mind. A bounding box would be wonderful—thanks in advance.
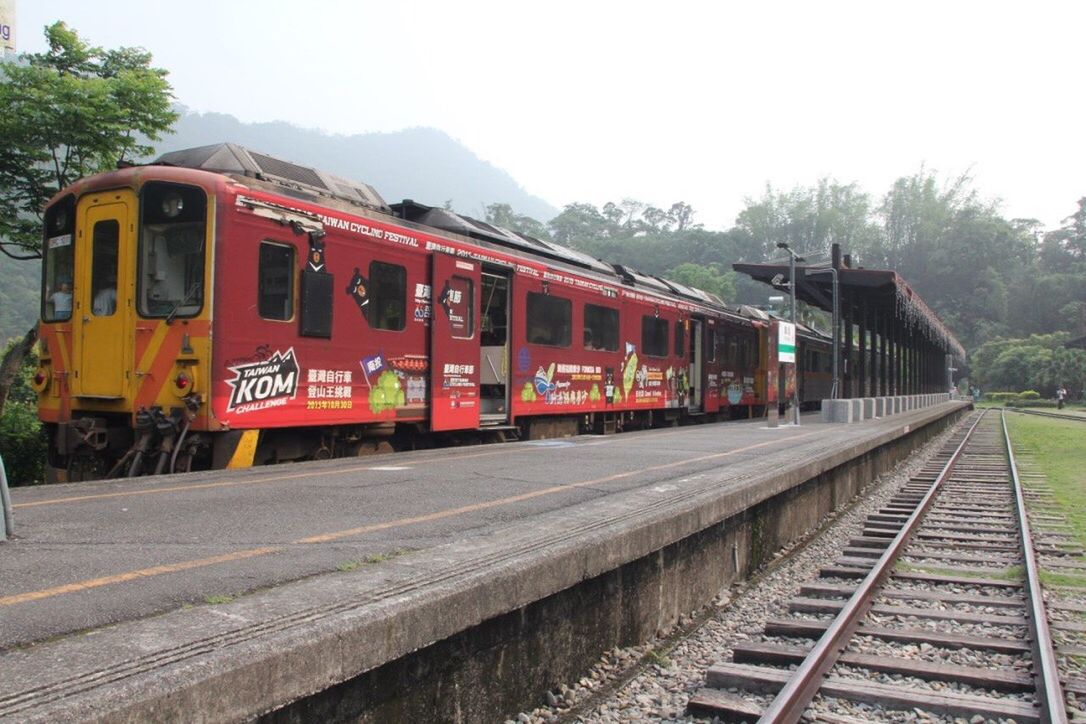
[970,333,1085,399]
[0,22,177,258]
[0,338,45,485]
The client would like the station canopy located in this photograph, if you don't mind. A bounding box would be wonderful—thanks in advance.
[733,261,966,361]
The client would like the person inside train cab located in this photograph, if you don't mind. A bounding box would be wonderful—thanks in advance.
[93,271,117,316]
[49,280,72,317]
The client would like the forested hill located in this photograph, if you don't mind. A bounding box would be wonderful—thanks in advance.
[159,108,558,222]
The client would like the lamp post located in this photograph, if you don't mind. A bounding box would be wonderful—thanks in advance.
[804,266,840,400]
[776,243,804,426]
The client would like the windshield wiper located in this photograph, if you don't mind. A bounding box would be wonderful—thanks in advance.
[165,281,201,325]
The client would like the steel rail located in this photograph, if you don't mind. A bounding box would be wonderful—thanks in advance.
[757,411,989,724]
[1002,409,1069,723]
[1009,407,1086,423]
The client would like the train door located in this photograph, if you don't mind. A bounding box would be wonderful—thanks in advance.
[73,190,136,398]
[429,253,481,431]
[479,267,511,425]
[689,318,704,412]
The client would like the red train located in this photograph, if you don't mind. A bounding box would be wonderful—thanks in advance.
[35,144,831,479]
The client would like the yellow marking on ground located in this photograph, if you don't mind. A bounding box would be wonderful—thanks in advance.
[3,431,817,606]
[295,432,819,544]
[13,426,810,509]
[0,547,282,606]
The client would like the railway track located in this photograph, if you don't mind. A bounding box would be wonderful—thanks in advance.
[1008,408,1086,423]
[688,409,1085,722]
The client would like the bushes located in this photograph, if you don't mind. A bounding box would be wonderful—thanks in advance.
[1019,390,1041,400]
[0,338,46,486]
[1006,399,1058,408]
[985,392,1019,402]
[0,401,45,485]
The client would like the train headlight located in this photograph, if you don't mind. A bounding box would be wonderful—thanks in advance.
[32,367,50,393]
[174,372,191,391]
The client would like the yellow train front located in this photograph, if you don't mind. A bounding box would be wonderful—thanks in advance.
[36,169,215,480]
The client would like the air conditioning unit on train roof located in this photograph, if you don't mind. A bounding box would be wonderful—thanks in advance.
[153,143,390,214]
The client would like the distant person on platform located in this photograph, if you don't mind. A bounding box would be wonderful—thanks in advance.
[1057,385,1068,410]
[971,386,981,402]
[93,273,117,316]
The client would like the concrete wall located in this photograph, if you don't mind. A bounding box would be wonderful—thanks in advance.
[264,407,967,724]
[821,393,951,423]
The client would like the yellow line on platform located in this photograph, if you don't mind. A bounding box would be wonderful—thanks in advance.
[0,547,282,606]
[3,431,817,606]
[296,432,819,544]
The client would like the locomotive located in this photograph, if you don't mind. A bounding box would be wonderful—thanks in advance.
[35,143,831,480]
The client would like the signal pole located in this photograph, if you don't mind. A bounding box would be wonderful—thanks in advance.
[777,243,804,426]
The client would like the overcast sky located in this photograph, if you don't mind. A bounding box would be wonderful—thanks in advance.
[16,0,1086,230]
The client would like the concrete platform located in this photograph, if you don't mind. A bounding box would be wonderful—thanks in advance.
[0,402,970,722]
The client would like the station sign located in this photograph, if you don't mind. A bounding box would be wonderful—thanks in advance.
[778,321,796,364]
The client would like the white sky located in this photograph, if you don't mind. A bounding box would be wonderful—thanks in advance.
[15,0,1086,230]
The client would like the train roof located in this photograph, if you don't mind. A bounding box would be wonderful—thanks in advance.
[150,144,772,326]
[154,143,390,214]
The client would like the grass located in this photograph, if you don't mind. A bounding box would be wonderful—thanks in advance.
[336,548,414,573]
[1007,413,1086,588]
[204,594,235,605]
[643,649,672,668]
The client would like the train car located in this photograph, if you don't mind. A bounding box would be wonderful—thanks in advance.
[35,144,814,480]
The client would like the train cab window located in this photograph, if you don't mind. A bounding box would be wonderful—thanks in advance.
[707,327,717,362]
[527,291,571,347]
[42,195,75,322]
[90,221,120,316]
[137,182,207,318]
[258,242,295,320]
[642,316,669,357]
[369,261,406,331]
[675,321,685,358]
[583,303,619,351]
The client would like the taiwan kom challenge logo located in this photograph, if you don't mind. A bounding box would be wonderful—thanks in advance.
[225,348,300,413]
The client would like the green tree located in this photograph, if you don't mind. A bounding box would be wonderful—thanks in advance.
[665,262,736,302]
[735,179,880,262]
[483,202,550,240]
[0,21,177,259]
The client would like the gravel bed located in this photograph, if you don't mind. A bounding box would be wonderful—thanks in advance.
[847,636,1030,670]
[829,663,1036,706]
[871,595,1025,617]
[504,423,966,724]
[886,579,1022,598]
[864,613,1028,640]
[809,694,1023,723]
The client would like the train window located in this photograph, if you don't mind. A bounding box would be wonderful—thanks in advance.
[90,221,120,317]
[442,276,474,339]
[527,292,571,347]
[369,261,407,331]
[481,274,508,346]
[258,242,295,320]
[583,303,619,351]
[137,182,207,319]
[707,327,717,362]
[675,321,685,358]
[42,195,75,322]
[642,316,668,358]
